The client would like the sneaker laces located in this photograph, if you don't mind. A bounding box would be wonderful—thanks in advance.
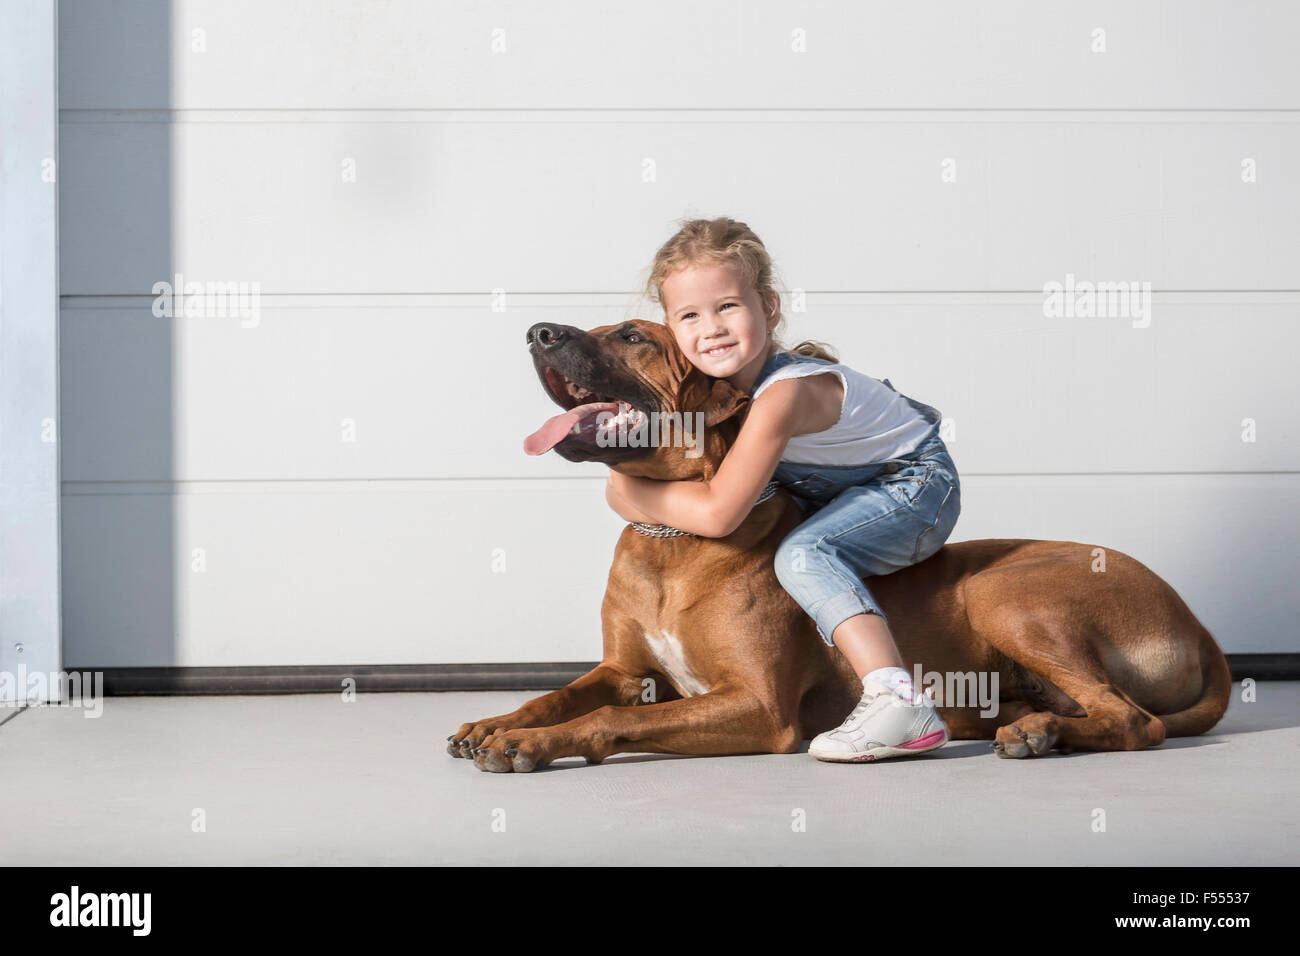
[847,685,886,721]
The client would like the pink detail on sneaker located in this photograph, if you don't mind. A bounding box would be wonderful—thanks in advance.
[898,729,948,750]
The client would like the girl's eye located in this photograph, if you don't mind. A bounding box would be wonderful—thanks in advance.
[720,302,735,310]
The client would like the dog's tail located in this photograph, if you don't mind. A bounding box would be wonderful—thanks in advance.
[1157,623,1232,738]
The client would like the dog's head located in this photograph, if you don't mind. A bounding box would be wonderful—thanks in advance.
[523,319,749,480]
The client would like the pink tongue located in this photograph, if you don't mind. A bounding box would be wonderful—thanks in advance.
[523,402,621,456]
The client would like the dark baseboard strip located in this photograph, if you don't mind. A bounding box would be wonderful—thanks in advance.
[77,663,598,696]
[1225,654,1298,681]
[66,653,1300,696]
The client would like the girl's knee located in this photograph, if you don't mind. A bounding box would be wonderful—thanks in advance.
[914,486,961,562]
[773,533,820,587]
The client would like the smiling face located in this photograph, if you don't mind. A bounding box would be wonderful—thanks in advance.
[661,260,780,394]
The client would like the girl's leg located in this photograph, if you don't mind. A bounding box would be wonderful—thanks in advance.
[772,466,961,759]
[773,458,960,666]
[772,482,928,654]
[831,612,905,681]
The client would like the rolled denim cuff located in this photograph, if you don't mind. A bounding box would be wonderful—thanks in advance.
[810,585,888,646]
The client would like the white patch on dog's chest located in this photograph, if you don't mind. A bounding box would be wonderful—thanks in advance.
[642,630,710,697]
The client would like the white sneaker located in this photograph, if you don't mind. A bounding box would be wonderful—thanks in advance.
[809,677,949,762]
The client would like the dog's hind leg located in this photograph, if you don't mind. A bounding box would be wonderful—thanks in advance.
[963,557,1181,757]
[967,614,1166,757]
[990,686,1166,757]
[937,699,1036,741]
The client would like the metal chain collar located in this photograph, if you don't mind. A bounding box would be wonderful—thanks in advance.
[629,481,781,538]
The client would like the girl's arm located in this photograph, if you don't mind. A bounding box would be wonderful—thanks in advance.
[606,378,809,537]
[605,475,662,524]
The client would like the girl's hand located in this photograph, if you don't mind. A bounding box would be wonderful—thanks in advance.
[606,470,659,524]
[603,376,805,537]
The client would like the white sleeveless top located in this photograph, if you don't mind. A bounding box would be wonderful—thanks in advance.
[751,359,937,466]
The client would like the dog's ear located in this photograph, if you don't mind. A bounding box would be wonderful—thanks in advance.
[677,369,750,427]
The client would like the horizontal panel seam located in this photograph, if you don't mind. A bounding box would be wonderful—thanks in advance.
[59,470,1300,494]
[57,108,1300,124]
[58,290,1300,300]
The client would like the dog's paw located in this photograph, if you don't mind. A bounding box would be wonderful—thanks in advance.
[471,729,547,773]
[447,717,517,759]
[993,719,1058,759]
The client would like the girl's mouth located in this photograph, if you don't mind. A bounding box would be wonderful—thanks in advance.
[703,343,735,358]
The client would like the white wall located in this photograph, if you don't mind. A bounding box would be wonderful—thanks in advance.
[57,1,1300,666]
[1,0,61,698]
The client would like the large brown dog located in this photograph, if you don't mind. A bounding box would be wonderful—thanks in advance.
[448,319,1231,772]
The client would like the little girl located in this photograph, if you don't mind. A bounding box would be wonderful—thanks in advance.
[606,217,961,762]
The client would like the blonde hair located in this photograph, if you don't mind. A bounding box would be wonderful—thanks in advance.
[642,216,838,363]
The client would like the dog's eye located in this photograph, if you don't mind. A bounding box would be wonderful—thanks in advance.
[625,332,642,344]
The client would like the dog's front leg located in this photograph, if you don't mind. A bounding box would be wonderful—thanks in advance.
[448,662,643,758]
[472,689,799,772]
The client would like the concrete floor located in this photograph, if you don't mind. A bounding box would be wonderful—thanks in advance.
[1,684,1296,865]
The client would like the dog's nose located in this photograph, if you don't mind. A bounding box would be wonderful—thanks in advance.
[526,323,570,351]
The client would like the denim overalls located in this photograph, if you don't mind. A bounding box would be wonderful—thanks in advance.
[753,350,962,646]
